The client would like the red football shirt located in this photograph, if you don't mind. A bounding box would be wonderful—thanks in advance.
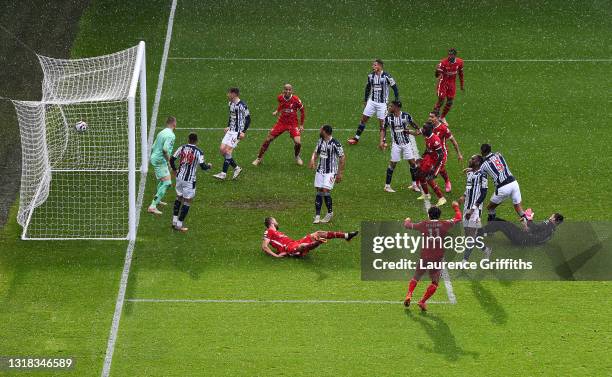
[276,94,305,126]
[424,133,443,161]
[404,207,461,260]
[263,227,295,252]
[436,57,464,85]
[433,122,452,156]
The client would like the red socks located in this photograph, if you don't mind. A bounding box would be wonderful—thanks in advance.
[325,231,346,239]
[407,278,418,296]
[440,167,450,183]
[257,140,272,158]
[420,282,438,303]
[428,180,444,198]
[442,102,452,118]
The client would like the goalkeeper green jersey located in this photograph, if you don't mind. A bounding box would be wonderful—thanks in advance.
[150,127,175,165]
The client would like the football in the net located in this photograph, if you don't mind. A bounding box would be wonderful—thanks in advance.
[75,121,88,132]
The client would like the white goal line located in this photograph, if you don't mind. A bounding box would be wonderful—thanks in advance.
[127,298,453,305]
[175,127,364,131]
[169,57,612,63]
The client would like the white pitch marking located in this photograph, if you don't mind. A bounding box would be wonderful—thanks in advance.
[100,1,177,376]
[126,298,451,305]
[169,57,612,62]
[174,128,364,131]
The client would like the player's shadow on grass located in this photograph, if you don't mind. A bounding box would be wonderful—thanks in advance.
[405,310,479,362]
[469,280,508,325]
[299,255,329,281]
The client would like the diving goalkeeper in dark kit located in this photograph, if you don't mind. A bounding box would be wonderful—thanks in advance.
[480,209,564,247]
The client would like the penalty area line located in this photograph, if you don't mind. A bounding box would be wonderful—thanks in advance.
[175,127,365,132]
[101,1,177,376]
[169,57,612,63]
[126,298,453,305]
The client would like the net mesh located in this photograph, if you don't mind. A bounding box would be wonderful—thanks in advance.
[14,45,143,239]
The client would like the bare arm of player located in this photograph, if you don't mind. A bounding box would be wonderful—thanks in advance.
[299,105,305,131]
[308,151,318,169]
[379,127,387,150]
[261,238,285,258]
[335,155,346,183]
[450,201,462,222]
[459,64,464,90]
[449,136,463,162]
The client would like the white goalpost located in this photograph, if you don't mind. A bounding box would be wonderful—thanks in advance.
[12,42,147,240]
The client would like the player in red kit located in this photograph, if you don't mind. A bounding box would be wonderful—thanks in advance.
[429,111,463,192]
[416,122,447,207]
[403,202,462,311]
[261,217,358,258]
[434,48,464,122]
[253,83,306,166]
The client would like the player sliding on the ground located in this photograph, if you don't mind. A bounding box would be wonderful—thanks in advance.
[380,100,421,193]
[169,133,212,232]
[309,125,345,224]
[261,217,358,258]
[253,83,305,166]
[458,155,491,261]
[430,110,463,192]
[416,122,447,207]
[480,210,564,249]
[403,202,462,311]
[348,59,399,145]
[147,116,177,215]
[213,87,251,180]
[434,48,464,122]
[476,143,528,228]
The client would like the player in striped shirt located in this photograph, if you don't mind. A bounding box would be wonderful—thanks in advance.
[458,155,490,261]
[478,143,528,228]
[309,125,345,224]
[213,87,251,180]
[261,217,358,258]
[147,116,176,215]
[348,59,399,145]
[380,101,421,193]
[169,133,212,232]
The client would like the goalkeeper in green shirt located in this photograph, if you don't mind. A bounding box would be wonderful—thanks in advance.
[148,116,177,215]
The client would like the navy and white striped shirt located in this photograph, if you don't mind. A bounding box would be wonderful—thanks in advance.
[171,144,209,183]
[227,99,251,133]
[315,138,344,174]
[479,152,515,188]
[364,71,397,103]
[384,111,414,146]
[464,170,488,211]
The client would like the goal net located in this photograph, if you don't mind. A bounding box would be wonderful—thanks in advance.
[13,42,147,240]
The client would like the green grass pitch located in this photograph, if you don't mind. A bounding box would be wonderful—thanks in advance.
[1,0,611,376]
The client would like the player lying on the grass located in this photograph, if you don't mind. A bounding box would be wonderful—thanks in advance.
[434,48,464,122]
[148,116,177,215]
[348,59,399,145]
[253,83,305,166]
[479,210,564,248]
[169,133,212,232]
[430,110,463,192]
[458,155,491,261]
[416,122,447,207]
[213,87,250,180]
[261,217,358,258]
[380,100,421,193]
[403,202,462,311]
[309,124,345,224]
[476,143,528,228]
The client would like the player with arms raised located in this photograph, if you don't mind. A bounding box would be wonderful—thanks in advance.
[213,87,251,180]
[253,83,306,166]
[348,59,399,145]
[429,111,463,192]
[147,116,176,215]
[261,217,358,258]
[416,123,447,207]
[169,133,212,232]
[380,100,421,193]
[403,202,462,311]
[434,48,464,122]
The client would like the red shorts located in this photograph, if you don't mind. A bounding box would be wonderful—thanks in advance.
[437,80,456,98]
[271,122,300,138]
[419,155,444,177]
[416,256,443,281]
[286,235,313,255]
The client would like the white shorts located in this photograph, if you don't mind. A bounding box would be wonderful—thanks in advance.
[175,179,196,199]
[314,172,336,190]
[362,99,387,120]
[221,131,240,149]
[390,143,417,162]
[409,134,420,159]
[491,180,522,205]
[462,208,482,229]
